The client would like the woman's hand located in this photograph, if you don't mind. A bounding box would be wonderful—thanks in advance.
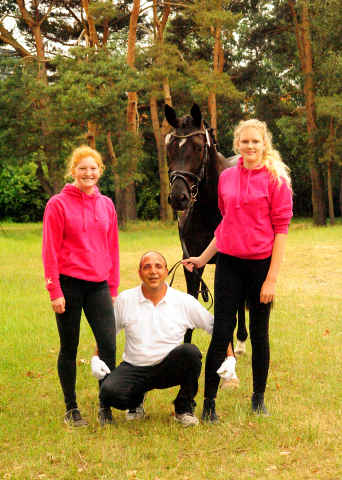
[181,237,218,272]
[51,297,66,314]
[181,257,205,272]
[260,279,276,304]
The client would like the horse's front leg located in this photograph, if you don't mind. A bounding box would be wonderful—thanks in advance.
[235,295,248,356]
[183,265,204,344]
[221,296,246,390]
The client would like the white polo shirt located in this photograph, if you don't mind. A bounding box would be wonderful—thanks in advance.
[114,283,214,366]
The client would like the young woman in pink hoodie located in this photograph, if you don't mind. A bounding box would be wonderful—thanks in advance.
[182,120,293,422]
[42,146,119,427]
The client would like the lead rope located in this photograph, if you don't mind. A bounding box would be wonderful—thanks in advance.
[167,198,213,310]
[167,260,213,311]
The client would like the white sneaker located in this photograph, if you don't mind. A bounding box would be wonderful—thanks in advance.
[126,394,146,421]
[174,412,199,427]
[234,340,246,356]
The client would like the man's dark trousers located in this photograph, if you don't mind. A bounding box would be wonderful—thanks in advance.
[100,343,202,414]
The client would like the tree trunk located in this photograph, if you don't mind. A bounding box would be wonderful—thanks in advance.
[160,87,173,222]
[208,5,224,135]
[82,3,100,150]
[289,0,326,225]
[35,160,54,197]
[107,133,126,227]
[327,161,334,226]
[82,0,100,47]
[124,0,141,221]
[150,1,173,221]
[16,0,64,195]
[340,171,342,218]
[150,95,172,221]
[208,92,217,133]
[327,118,335,226]
[87,120,97,149]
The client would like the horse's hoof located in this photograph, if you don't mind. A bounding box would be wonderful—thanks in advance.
[234,340,246,356]
[221,377,240,390]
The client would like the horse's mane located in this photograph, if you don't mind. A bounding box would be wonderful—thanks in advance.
[202,119,220,153]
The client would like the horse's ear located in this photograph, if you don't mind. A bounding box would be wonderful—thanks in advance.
[164,104,178,128]
[191,104,202,127]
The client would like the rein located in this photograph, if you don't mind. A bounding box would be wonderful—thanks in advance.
[167,259,213,311]
[168,130,209,201]
[167,128,213,309]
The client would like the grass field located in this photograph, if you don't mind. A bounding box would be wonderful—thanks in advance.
[0,220,341,480]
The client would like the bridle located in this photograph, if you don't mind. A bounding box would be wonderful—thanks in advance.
[168,129,210,203]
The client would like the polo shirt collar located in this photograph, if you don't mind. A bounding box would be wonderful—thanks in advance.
[138,282,170,305]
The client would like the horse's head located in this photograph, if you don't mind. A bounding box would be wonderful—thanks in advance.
[165,104,209,212]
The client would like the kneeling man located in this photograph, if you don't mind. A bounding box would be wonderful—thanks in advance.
[91,251,234,426]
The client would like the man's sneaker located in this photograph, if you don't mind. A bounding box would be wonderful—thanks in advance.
[174,412,199,427]
[202,398,220,424]
[64,408,89,428]
[252,393,270,417]
[98,408,116,426]
[126,394,146,421]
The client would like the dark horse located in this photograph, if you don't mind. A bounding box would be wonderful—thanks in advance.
[164,103,247,351]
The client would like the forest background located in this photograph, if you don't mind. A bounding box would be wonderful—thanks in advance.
[0,0,341,227]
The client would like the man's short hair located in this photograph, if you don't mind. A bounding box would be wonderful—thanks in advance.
[139,251,168,269]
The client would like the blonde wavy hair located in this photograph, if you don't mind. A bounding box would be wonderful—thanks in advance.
[65,146,105,178]
[233,119,291,188]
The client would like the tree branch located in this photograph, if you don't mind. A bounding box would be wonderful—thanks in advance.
[274,90,305,105]
[39,0,57,26]
[139,2,187,16]
[288,0,305,71]
[16,0,35,26]
[291,106,306,115]
[0,23,33,58]
[61,2,83,28]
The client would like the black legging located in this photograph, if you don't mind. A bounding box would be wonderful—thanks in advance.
[56,275,116,411]
[204,253,272,399]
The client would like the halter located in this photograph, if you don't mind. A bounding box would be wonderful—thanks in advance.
[168,130,210,201]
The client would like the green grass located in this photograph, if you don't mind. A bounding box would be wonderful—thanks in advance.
[0,220,342,479]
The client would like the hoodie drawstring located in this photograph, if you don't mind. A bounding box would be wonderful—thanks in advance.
[82,193,87,231]
[236,163,254,208]
[81,192,98,232]
[244,169,252,204]
[236,167,241,208]
[93,194,98,222]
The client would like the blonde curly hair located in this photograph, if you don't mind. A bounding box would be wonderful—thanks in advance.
[233,119,291,188]
[65,146,105,178]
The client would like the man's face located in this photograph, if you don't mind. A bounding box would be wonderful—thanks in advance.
[139,253,168,292]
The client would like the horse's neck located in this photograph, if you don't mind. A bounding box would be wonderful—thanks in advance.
[203,148,222,194]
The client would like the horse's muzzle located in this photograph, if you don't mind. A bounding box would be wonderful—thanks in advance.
[168,192,189,212]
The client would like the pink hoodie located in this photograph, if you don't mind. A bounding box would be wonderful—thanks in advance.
[215,157,293,260]
[42,184,120,300]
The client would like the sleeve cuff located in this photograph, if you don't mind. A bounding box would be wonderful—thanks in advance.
[274,224,290,234]
[48,286,64,300]
[109,286,118,297]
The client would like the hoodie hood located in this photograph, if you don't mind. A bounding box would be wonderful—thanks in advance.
[61,184,99,231]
